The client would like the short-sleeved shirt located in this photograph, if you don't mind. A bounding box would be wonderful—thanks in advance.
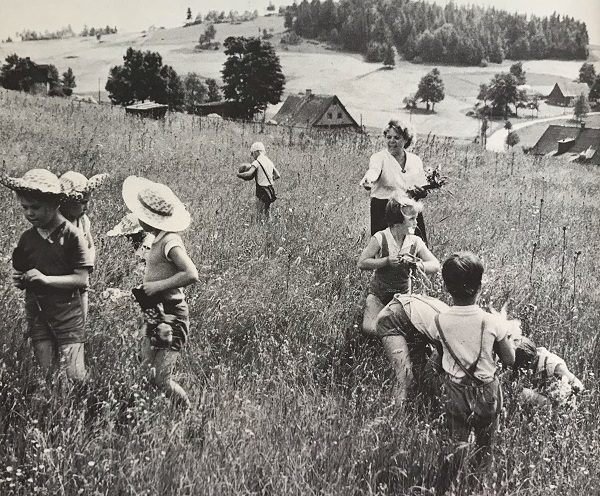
[144,231,187,306]
[533,347,566,381]
[430,305,508,383]
[15,222,93,342]
[71,214,95,263]
[252,155,277,187]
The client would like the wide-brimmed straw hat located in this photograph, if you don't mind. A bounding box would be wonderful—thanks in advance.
[0,168,63,197]
[122,176,191,232]
[106,212,144,237]
[60,171,110,200]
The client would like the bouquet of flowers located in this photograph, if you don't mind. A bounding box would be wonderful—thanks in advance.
[407,164,447,199]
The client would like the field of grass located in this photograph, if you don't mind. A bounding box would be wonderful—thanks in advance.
[0,16,597,140]
[0,89,599,495]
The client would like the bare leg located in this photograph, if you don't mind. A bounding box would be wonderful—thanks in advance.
[361,294,384,336]
[58,343,86,381]
[32,339,56,377]
[382,335,413,403]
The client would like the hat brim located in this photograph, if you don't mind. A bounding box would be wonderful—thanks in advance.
[107,214,143,237]
[63,173,110,201]
[122,176,191,232]
[0,174,64,197]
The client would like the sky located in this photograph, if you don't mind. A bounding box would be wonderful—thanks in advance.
[0,0,599,44]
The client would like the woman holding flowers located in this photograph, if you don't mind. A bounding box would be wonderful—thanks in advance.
[360,118,429,242]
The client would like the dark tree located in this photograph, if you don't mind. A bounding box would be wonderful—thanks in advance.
[62,67,76,89]
[506,131,520,149]
[105,47,183,109]
[509,62,526,85]
[589,76,600,101]
[579,63,597,87]
[415,68,445,111]
[0,54,34,91]
[206,78,221,102]
[573,94,590,122]
[187,8,192,21]
[183,72,207,112]
[383,44,396,67]
[221,36,285,119]
[488,73,518,118]
[198,24,216,47]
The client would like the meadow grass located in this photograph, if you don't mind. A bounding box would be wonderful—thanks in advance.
[0,90,598,495]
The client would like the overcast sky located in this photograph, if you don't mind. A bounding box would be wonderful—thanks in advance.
[0,0,599,44]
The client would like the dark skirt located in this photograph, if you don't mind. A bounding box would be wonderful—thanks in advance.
[370,197,428,245]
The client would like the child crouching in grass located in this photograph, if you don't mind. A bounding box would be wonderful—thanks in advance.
[122,176,198,408]
[2,169,93,382]
[432,252,515,495]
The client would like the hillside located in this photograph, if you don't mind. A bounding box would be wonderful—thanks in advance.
[0,90,599,494]
[0,16,598,139]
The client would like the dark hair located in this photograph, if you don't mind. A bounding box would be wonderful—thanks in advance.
[384,197,422,227]
[442,251,484,299]
[383,118,414,148]
[16,190,61,207]
[514,336,537,370]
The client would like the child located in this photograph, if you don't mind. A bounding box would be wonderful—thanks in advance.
[357,197,440,336]
[433,252,515,495]
[1,169,93,381]
[236,141,280,220]
[59,171,109,321]
[512,336,584,407]
[122,176,198,408]
[106,212,155,265]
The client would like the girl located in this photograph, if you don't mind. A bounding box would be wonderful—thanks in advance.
[357,197,440,336]
[122,176,198,408]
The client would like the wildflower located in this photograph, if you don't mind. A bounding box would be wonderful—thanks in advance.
[88,461,95,467]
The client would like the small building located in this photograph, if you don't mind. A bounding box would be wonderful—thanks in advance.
[531,124,600,164]
[194,101,245,119]
[546,82,590,106]
[25,58,56,95]
[271,90,361,131]
[125,102,169,119]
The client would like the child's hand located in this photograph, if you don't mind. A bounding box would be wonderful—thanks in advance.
[387,255,401,267]
[398,254,418,268]
[12,271,27,289]
[570,376,584,393]
[142,281,163,296]
[25,269,48,286]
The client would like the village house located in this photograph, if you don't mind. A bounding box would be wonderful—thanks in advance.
[531,123,600,164]
[125,102,169,119]
[26,58,56,96]
[546,82,590,106]
[270,90,361,131]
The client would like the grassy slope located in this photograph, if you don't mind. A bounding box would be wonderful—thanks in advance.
[0,90,599,494]
[1,17,598,140]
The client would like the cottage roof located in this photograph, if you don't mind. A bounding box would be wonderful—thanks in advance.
[553,82,590,98]
[125,102,168,110]
[532,125,579,155]
[272,92,359,128]
[567,127,600,164]
[532,124,600,164]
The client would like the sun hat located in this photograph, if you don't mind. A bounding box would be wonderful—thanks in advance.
[106,212,144,237]
[250,142,266,153]
[60,171,110,200]
[0,168,63,196]
[122,176,191,232]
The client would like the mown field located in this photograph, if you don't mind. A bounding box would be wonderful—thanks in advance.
[0,90,599,495]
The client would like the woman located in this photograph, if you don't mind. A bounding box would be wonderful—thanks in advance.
[357,197,440,337]
[360,118,428,242]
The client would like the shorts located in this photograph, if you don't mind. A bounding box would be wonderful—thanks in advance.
[144,299,189,352]
[26,291,85,345]
[443,375,501,429]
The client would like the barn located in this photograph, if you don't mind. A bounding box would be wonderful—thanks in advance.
[546,82,590,106]
[25,58,56,96]
[125,102,169,119]
[271,90,361,131]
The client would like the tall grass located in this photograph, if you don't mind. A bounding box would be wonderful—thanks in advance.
[0,90,598,495]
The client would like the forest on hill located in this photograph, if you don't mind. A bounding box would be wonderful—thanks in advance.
[284,0,590,66]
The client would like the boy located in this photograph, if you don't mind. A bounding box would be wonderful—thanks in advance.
[2,169,93,381]
[432,252,514,494]
[236,142,280,220]
[122,176,198,408]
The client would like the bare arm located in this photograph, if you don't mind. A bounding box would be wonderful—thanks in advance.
[554,363,584,391]
[143,246,199,296]
[237,166,257,180]
[496,336,515,367]
[357,236,395,270]
[360,153,383,189]
[414,244,441,275]
[25,267,89,290]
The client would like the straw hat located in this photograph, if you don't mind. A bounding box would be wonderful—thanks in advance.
[106,212,143,237]
[122,176,191,232]
[60,171,110,200]
[0,168,63,196]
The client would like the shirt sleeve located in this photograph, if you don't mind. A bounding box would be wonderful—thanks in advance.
[361,152,384,184]
[536,347,566,376]
[163,233,186,261]
[412,155,428,187]
[68,228,94,270]
[412,236,427,257]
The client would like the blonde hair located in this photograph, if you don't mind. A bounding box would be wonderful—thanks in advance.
[385,196,423,226]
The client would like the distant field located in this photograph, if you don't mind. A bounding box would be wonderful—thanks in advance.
[0,16,598,139]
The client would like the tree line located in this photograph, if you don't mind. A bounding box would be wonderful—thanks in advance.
[9,25,117,42]
[284,0,589,66]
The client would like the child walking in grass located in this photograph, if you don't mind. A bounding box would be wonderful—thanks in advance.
[122,176,198,408]
[432,252,515,495]
[2,169,93,381]
[236,141,280,220]
[59,171,109,321]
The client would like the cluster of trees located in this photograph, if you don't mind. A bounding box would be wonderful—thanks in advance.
[81,26,118,37]
[579,62,600,102]
[15,25,117,42]
[105,48,221,112]
[197,24,218,49]
[184,9,259,27]
[284,0,589,66]
[0,54,76,96]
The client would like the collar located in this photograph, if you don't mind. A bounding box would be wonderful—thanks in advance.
[36,221,66,242]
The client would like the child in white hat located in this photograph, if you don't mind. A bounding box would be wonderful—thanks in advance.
[122,176,198,408]
[236,141,280,220]
[106,212,155,268]
[1,169,94,382]
[59,171,109,321]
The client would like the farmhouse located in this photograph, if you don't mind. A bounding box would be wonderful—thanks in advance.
[546,82,590,106]
[125,102,169,119]
[194,101,246,119]
[26,58,56,96]
[531,124,600,164]
[271,90,360,131]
